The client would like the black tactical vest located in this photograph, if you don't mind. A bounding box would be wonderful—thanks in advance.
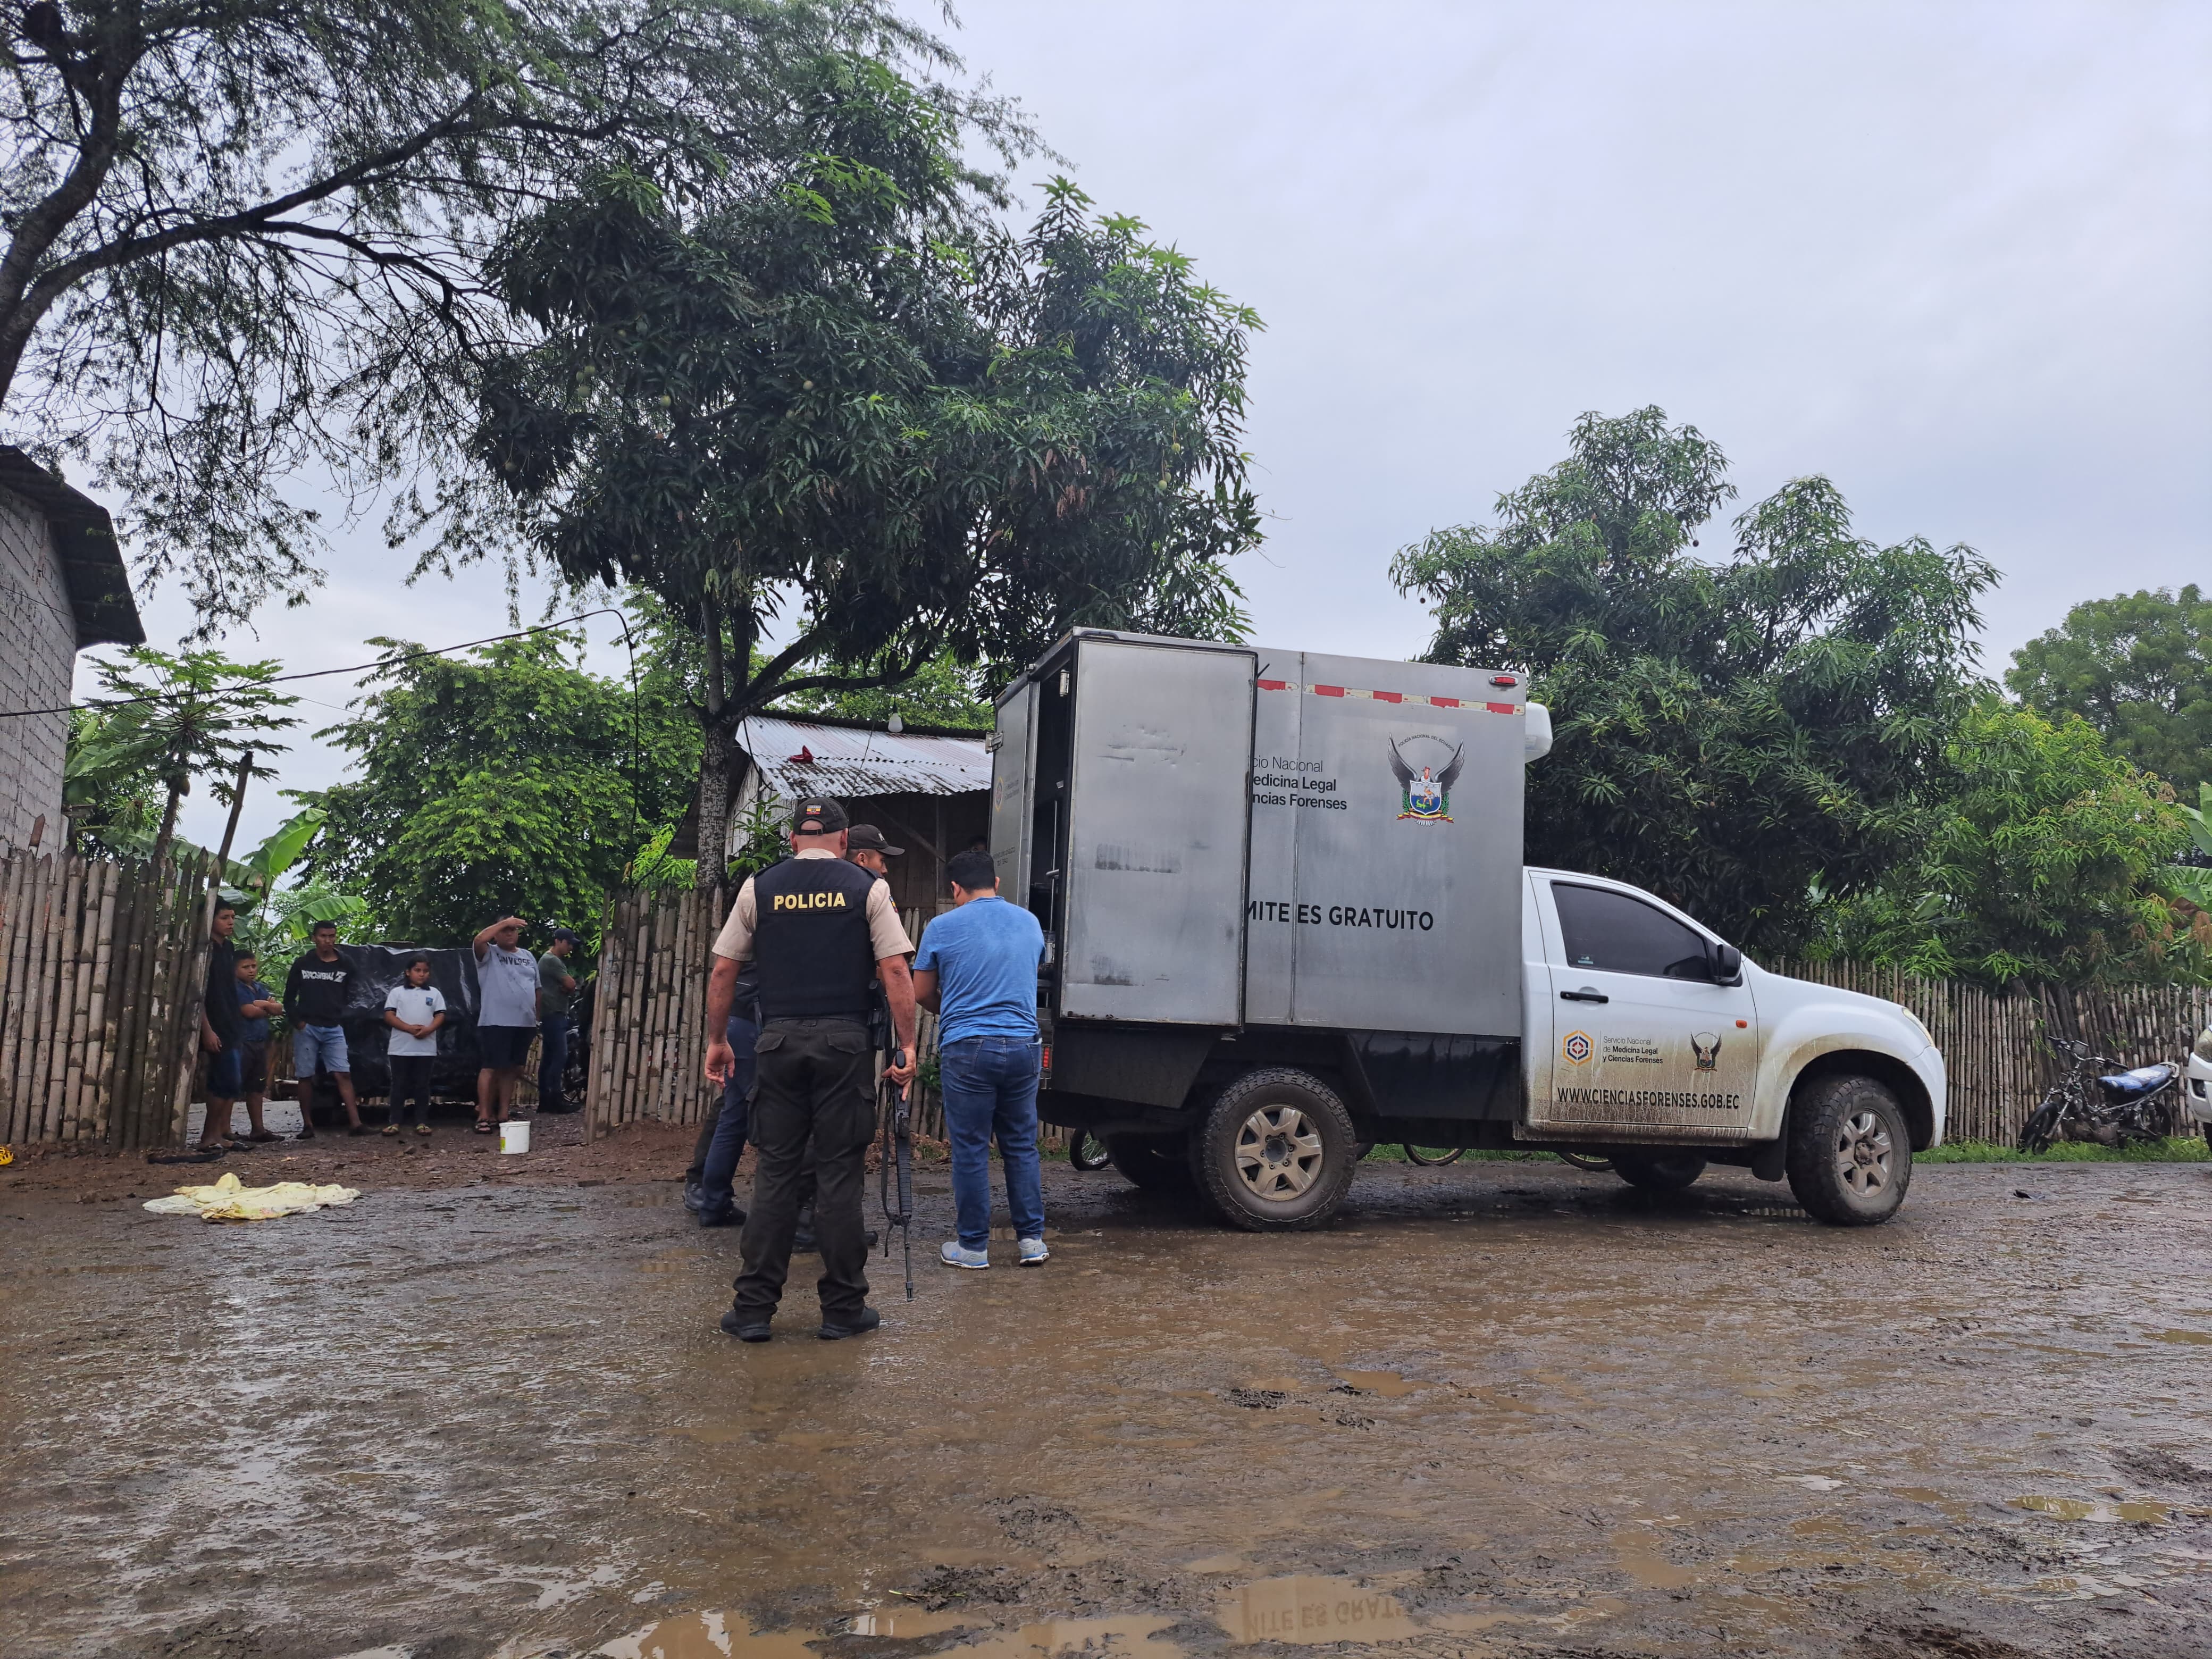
[752,856,878,1020]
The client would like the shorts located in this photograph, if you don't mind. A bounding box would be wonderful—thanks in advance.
[477,1025,535,1069]
[294,1023,351,1077]
[241,1042,269,1094]
[207,1043,243,1098]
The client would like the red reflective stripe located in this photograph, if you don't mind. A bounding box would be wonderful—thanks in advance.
[1430,697,1461,708]
[1256,678,1290,691]
[1312,684,1346,697]
[1371,690,1403,703]
[1485,701,1516,714]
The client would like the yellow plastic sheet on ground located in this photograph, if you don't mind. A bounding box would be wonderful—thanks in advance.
[142,1169,359,1222]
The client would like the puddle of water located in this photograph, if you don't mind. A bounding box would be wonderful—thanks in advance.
[596,1612,817,1659]
[1217,1576,1417,1645]
[2149,1329,2212,1346]
[2008,1495,2171,1523]
[1331,1370,1425,1398]
[774,1431,862,1452]
[1775,1474,1844,1492]
[850,1610,977,1637]
[1610,1528,1699,1591]
[934,1618,1182,1659]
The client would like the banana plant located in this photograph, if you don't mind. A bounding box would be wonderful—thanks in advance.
[2167,783,2212,910]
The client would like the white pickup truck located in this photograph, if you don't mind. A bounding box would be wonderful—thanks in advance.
[990,630,1946,1232]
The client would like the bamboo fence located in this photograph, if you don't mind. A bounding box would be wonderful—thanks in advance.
[1764,960,2211,1145]
[0,848,216,1150]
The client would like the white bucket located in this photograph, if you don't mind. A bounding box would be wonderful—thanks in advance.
[499,1119,531,1155]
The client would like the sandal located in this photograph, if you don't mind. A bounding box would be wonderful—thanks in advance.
[381,1124,400,1137]
[245,1129,280,1144]
[415,1124,433,1137]
[294,1126,316,1141]
[473,1119,496,1134]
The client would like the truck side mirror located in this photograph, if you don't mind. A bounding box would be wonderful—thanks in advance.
[1713,943,1743,985]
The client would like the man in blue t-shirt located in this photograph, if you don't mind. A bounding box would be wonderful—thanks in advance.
[911,848,1048,1269]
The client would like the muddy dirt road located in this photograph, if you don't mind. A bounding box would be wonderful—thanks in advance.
[4,1157,2210,1659]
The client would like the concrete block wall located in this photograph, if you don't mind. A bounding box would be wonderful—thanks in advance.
[0,484,78,849]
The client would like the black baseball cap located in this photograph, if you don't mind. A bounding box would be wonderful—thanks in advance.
[790,797,849,834]
[549,927,581,944]
[846,824,903,855]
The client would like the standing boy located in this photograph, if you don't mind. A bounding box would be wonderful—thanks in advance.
[283,920,365,1137]
[383,954,446,1135]
[473,915,539,1133]
[232,951,282,1143]
[537,929,581,1113]
[912,849,1048,1269]
[195,901,246,1150]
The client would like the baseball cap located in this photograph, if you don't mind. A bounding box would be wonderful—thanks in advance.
[790,797,849,834]
[549,927,581,944]
[845,824,904,856]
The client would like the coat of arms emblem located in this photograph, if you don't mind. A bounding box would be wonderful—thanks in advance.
[1388,737,1467,822]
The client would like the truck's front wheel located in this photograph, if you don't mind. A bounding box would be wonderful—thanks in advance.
[1786,1073,1911,1226]
[1192,1068,1358,1231]
[1104,1134,1191,1191]
[1612,1152,1706,1192]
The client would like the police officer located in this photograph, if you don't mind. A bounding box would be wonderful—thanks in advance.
[704,797,917,1342]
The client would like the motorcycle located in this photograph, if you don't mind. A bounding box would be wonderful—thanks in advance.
[2018,1033,2184,1153]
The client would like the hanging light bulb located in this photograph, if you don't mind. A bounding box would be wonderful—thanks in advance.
[887,711,904,734]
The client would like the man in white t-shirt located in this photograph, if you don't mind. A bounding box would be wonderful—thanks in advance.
[473,915,540,1134]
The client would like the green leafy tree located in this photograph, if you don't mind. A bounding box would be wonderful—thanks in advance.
[1393,407,1995,950]
[0,0,971,626]
[462,48,1260,884]
[64,647,299,863]
[2006,585,2212,793]
[2168,783,2212,914]
[1819,700,2202,986]
[781,650,994,728]
[306,629,698,942]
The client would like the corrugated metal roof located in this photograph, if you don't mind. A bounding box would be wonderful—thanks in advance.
[738,714,991,802]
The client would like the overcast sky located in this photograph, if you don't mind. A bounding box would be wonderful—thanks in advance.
[102,0,2211,853]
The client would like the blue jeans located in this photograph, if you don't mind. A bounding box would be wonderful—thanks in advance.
[538,1015,570,1110]
[699,1015,759,1220]
[939,1035,1044,1251]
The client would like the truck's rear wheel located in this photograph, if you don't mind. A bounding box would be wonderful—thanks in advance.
[1612,1152,1706,1192]
[1786,1073,1911,1226]
[1192,1068,1358,1231]
[1104,1133,1191,1191]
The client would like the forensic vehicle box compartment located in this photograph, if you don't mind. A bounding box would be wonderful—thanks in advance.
[992,631,1528,1045]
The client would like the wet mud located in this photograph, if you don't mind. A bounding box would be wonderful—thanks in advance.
[3,1157,2209,1658]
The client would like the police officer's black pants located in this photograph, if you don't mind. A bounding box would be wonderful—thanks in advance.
[732,1018,875,1322]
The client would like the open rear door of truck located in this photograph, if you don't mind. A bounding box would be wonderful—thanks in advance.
[1059,635,1256,1025]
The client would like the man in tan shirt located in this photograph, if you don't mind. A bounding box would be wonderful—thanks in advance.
[705,797,916,1342]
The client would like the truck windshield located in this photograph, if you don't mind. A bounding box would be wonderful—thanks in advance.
[1551,883,1717,982]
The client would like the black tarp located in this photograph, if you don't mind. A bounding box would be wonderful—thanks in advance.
[281,944,484,1098]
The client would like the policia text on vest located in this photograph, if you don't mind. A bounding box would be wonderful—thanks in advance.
[701,801,917,1343]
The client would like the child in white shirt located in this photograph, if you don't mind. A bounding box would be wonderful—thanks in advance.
[383,956,447,1135]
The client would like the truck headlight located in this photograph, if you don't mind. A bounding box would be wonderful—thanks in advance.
[2196,1026,2212,1064]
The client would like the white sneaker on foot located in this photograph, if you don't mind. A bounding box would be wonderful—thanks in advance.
[939,1241,990,1270]
[1017,1236,1049,1266]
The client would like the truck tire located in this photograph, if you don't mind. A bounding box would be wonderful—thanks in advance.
[1191,1068,1358,1231]
[1104,1133,1191,1191]
[1786,1072,1911,1227]
[1612,1152,1706,1192]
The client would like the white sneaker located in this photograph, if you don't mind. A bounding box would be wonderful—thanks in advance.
[1017,1236,1049,1266]
[939,1241,990,1270]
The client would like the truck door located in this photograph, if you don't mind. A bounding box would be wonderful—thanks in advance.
[1525,879,1760,1137]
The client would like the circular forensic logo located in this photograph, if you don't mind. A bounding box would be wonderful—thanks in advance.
[1561,1029,1593,1065]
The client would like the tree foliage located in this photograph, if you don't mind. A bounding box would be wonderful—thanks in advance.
[64,647,299,861]
[2006,584,2212,794]
[305,629,697,943]
[462,48,1259,882]
[1393,407,1996,950]
[0,0,969,626]
[1817,700,2204,986]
